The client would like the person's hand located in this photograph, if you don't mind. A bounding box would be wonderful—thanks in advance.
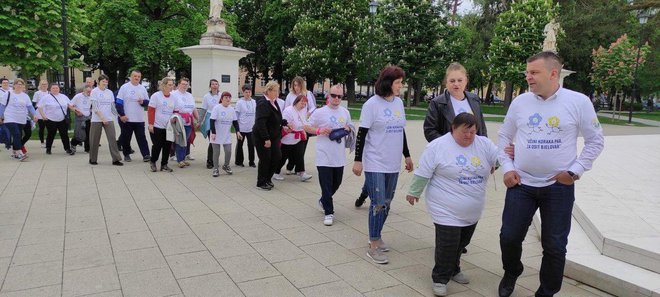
[352,161,363,176]
[210,133,216,141]
[43,116,49,122]
[490,167,496,174]
[148,125,154,134]
[33,116,38,122]
[120,115,128,123]
[505,143,515,159]
[406,195,419,205]
[344,125,351,132]
[102,120,109,126]
[404,157,413,172]
[170,118,176,124]
[137,98,144,105]
[552,171,576,185]
[236,132,243,140]
[283,126,292,133]
[75,110,83,116]
[194,122,201,129]
[264,140,271,148]
[320,127,332,136]
[503,170,521,188]
[0,118,3,124]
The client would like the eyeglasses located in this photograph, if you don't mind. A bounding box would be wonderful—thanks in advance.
[329,94,342,99]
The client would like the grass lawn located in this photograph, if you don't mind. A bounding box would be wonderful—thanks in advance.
[630,111,660,121]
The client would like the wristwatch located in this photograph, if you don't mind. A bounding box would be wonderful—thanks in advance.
[567,171,579,181]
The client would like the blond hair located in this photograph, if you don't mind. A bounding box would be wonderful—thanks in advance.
[264,81,280,94]
[160,77,175,91]
[444,62,468,84]
[291,76,306,95]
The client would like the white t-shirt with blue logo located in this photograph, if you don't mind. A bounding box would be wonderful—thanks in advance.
[71,92,92,117]
[359,95,406,173]
[91,88,116,123]
[1,92,32,124]
[415,133,499,226]
[450,95,473,116]
[117,82,149,122]
[149,91,181,129]
[235,97,256,133]
[209,104,236,145]
[173,90,196,126]
[308,105,352,167]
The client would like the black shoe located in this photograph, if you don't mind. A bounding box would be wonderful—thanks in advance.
[143,156,151,162]
[235,163,245,167]
[249,163,256,168]
[256,184,271,191]
[150,162,157,172]
[66,149,75,155]
[498,274,518,297]
[112,161,124,166]
[462,248,468,254]
[89,160,98,165]
[206,163,213,169]
[355,194,368,207]
[129,149,135,154]
[46,150,52,155]
[266,181,274,188]
[124,155,132,162]
[160,165,173,172]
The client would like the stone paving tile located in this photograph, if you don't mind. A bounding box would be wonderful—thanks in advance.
[233,223,284,243]
[386,264,469,297]
[134,198,172,211]
[205,235,256,260]
[177,272,244,297]
[114,247,168,274]
[188,221,236,241]
[277,226,330,246]
[147,218,193,238]
[300,241,360,267]
[0,213,27,226]
[109,230,158,251]
[0,225,22,241]
[363,284,426,297]
[328,260,401,293]
[63,244,114,271]
[11,242,63,266]
[62,264,121,297]
[165,250,223,279]
[65,215,107,233]
[179,209,223,225]
[219,253,281,283]
[273,257,340,288]
[252,239,307,263]
[0,239,17,258]
[118,267,181,297]
[237,276,304,297]
[154,233,206,256]
[64,229,110,250]
[0,285,61,297]
[299,280,363,297]
[2,260,62,292]
[78,290,123,297]
[0,257,11,288]
[259,214,306,230]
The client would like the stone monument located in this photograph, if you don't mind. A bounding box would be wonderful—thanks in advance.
[180,0,251,103]
[542,19,574,86]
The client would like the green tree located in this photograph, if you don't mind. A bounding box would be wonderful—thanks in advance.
[0,0,88,79]
[488,0,556,110]
[229,0,269,92]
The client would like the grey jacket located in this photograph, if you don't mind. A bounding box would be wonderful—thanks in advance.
[423,90,488,142]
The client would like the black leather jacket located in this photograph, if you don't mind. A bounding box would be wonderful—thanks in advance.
[423,90,488,142]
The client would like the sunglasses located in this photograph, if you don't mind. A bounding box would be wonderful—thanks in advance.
[329,94,342,99]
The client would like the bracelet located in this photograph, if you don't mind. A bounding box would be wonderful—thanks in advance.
[316,128,320,135]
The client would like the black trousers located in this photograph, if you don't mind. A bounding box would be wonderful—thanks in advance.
[235,131,255,166]
[149,127,171,166]
[277,141,305,174]
[21,121,32,147]
[71,119,90,152]
[37,119,46,143]
[254,137,281,187]
[45,120,70,151]
[119,122,150,158]
[432,222,477,284]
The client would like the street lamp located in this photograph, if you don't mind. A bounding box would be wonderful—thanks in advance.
[628,9,649,124]
[368,1,378,97]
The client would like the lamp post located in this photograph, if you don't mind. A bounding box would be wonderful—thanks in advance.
[368,1,378,97]
[60,0,70,97]
[628,10,649,124]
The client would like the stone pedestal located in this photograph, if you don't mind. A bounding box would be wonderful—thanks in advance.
[559,69,575,87]
[180,45,251,104]
[200,19,233,46]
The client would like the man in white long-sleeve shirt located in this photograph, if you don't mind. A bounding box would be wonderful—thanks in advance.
[496,52,604,297]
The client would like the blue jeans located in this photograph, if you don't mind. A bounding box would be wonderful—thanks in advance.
[365,172,399,241]
[317,166,344,215]
[175,125,192,162]
[499,182,575,297]
[4,122,24,150]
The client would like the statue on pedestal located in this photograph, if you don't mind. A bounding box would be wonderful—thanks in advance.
[543,20,561,53]
[201,0,233,46]
[209,0,223,21]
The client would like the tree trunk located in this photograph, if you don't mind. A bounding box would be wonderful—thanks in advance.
[504,80,513,112]
[413,79,423,107]
[485,78,494,105]
[345,75,356,104]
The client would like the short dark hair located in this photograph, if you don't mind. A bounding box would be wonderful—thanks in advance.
[98,74,109,82]
[0,78,8,83]
[527,51,563,70]
[209,79,218,87]
[375,66,405,97]
[451,113,479,131]
[178,77,190,84]
[293,94,307,106]
[130,69,141,75]
[242,84,252,91]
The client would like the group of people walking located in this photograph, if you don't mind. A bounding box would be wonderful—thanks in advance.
[0,51,604,297]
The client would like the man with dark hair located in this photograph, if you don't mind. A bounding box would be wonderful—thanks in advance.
[496,52,604,297]
[116,70,151,162]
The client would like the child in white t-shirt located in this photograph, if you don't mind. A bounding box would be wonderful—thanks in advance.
[209,92,241,177]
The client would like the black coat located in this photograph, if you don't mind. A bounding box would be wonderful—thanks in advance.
[252,96,284,142]
[423,90,488,142]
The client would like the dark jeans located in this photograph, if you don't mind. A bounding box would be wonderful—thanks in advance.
[119,121,150,158]
[500,182,575,297]
[21,121,31,148]
[277,142,305,174]
[37,119,46,143]
[317,166,344,215]
[432,223,477,284]
[149,127,171,166]
[235,131,255,166]
[287,138,308,172]
[254,137,281,187]
[71,119,90,152]
[4,122,24,150]
[45,120,70,151]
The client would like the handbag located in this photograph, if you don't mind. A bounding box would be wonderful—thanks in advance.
[52,94,71,128]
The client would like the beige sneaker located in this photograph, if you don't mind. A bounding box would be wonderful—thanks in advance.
[366,248,388,264]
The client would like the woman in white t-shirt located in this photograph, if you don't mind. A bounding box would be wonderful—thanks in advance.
[274,94,312,182]
[37,83,74,156]
[283,76,316,174]
[406,113,498,296]
[0,79,37,161]
[209,92,241,177]
[70,85,93,153]
[89,75,123,166]
[201,79,221,168]
[352,66,413,265]
[32,80,50,147]
[147,77,180,172]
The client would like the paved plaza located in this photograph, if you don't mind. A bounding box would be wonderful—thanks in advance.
[0,120,658,297]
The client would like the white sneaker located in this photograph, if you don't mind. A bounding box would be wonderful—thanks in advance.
[323,214,334,226]
[40,143,46,148]
[285,170,295,175]
[186,154,195,160]
[273,173,285,181]
[299,172,312,181]
[317,199,325,212]
[432,283,447,296]
[169,156,176,161]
